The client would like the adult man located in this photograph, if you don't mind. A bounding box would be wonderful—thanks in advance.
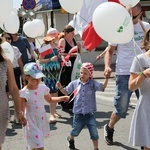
[103,3,150,147]
[11,33,33,65]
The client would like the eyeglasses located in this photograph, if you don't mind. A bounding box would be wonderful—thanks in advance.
[132,12,142,20]
[5,37,11,40]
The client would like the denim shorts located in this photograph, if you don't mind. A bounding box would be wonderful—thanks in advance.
[113,75,132,118]
[70,113,99,140]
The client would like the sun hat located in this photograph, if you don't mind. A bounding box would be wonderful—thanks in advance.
[43,35,55,42]
[24,62,45,79]
[0,36,6,45]
[81,62,94,77]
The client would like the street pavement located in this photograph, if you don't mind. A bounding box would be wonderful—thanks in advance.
[3,65,140,150]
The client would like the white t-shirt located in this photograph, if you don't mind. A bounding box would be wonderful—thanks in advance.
[110,21,150,75]
[12,46,22,68]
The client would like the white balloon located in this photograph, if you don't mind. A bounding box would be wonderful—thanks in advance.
[119,0,140,7]
[0,0,13,23]
[68,20,78,35]
[92,2,134,44]
[12,8,18,14]
[1,41,14,62]
[0,12,20,34]
[32,19,45,36]
[59,0,84,14]
[23,21,37,38]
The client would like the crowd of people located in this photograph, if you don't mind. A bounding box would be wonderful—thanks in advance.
[0,2,150,150]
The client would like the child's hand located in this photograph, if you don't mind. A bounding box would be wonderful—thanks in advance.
[17,112,27,126]
[56,81,62,89]
[62,96,70,102]
[96,55,101,60]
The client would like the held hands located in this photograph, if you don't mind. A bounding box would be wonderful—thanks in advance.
[104,67,112,79]
[61,96,70,102]
[16,111,27,126]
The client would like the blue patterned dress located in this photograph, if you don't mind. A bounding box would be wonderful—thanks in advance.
[42,48,60,93]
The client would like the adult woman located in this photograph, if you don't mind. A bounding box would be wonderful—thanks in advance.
[39,34,61,123]
[1,33,24,90]
[129,29,150,150]
[58,25,80,110]
[1,33,25,123]
[0,37,26,150]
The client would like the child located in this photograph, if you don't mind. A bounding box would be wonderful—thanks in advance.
[56,62,108,150]
[20,62,69,150]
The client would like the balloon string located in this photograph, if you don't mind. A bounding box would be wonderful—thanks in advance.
[36,38,42,47]
[131,38,144,72]
[76,13,90,24]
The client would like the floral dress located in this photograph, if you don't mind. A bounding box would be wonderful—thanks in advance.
[20,84,50,149]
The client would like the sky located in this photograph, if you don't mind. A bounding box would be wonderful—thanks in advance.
[13,0,22,9]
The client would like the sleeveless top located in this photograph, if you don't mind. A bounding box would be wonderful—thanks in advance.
[65,38,77,65]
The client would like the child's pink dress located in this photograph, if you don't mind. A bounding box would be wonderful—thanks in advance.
[20,84,50,149]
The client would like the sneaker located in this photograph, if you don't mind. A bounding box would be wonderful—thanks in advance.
[67,136,75,149]
[104,124,114,145]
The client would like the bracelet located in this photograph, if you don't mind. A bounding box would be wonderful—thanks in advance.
[142,72,147,78]
[139,71,147,78]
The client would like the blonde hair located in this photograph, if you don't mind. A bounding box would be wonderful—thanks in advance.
[141,28,150,51]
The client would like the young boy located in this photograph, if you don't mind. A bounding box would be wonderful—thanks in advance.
[56,62,108,150]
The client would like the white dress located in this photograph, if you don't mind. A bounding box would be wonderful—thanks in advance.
[129,53,150,148]
[20,84,50,149]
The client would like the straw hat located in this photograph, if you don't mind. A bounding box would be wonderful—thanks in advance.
[43,35,55,42]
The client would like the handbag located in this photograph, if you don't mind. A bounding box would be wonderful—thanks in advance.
[71,53,82,81]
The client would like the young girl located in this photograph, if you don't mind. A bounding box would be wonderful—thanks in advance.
[20,62,69,150]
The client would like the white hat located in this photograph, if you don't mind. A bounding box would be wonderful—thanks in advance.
[47,28,59,35]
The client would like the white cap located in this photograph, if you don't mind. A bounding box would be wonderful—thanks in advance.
[47,28,59,35]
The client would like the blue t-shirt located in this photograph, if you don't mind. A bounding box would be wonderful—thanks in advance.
[12,36,30,65]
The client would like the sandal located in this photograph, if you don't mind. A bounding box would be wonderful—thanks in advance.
[13,119,21,125]
[49,120,57,124]
[54,113,62,118]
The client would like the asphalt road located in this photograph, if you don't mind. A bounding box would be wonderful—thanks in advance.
[3,78,140,150]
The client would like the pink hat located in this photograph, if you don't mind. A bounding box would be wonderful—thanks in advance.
[81,62,94,77]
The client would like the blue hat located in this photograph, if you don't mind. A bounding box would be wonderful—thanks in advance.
[24,62,45,79]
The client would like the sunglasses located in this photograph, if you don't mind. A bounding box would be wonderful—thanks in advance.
[132,12,142,20]
[5,37,11,40]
